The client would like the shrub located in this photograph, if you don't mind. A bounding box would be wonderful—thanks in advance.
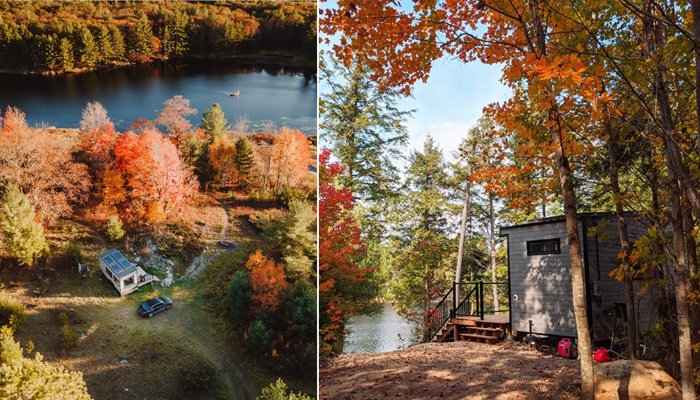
[247,319,270,354]
[227,271,252,326]
[60,325,78,349]
[105,215,125,241]
[276,188,305,207]
[58,313,77,349]
[64,241,83,264]
[0,293,26,331]
[0,326,22,364]
[257,378,313,400]
[179,355,217,394]
[249,189,274,202]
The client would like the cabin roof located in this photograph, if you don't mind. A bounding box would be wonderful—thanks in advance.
[99,249,137,278]
[499,212,617,236]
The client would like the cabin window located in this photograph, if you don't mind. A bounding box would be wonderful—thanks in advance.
[527,239,561,255]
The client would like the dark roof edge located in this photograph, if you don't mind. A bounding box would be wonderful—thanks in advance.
[499,211,620,236]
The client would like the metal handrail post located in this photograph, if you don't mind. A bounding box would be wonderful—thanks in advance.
[479,281,485,320]
[451,281,456,318]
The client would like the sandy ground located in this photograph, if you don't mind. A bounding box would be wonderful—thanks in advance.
[319,341,581,400]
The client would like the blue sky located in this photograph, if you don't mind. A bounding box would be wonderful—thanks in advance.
[400,58,510,161]
[318,1,511,163]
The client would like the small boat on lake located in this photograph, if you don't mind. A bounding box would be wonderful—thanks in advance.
[230,90,240,97]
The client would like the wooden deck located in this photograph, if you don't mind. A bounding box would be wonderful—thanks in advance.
[454,314,509,324]
[121,266,161,295]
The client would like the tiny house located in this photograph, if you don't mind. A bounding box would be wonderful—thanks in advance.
[99,249,141,296]
[500,212,656,341]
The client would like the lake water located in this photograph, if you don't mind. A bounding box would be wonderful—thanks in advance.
[343,303,420,353]
[0,60,317,136]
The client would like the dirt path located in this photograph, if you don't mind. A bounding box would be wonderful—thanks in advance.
[320,341,581,400]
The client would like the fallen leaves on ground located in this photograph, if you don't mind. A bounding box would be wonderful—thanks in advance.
[320,341,580,400]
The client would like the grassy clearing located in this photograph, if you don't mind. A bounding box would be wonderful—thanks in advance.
[1,193,316,400]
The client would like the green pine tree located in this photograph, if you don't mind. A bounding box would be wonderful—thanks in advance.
[58,37,74,71]
[0,184,48,266]
[200,104,228,139]
[163,10,189,56]
[234,136,254,187]
[390,136,453,341]
[108,25,125,61]
[76,26,97,68]
[278,200,316,281]
[94,25,113,63]
[320,53,411,240]
[127,12,153,61]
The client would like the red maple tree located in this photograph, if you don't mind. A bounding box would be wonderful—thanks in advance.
[319,148,375,353]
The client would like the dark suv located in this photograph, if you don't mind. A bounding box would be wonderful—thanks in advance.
[138,295,173,318]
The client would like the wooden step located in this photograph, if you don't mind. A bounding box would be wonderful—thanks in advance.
[468,327,501,333]
[459,333,500,344]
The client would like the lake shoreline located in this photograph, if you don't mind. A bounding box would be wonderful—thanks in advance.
[0,51,316,77]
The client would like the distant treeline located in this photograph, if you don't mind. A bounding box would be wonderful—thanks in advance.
[0,0,316,73]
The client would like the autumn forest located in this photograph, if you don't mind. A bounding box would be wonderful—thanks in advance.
[0,1,317,399]
[320,0,700,399]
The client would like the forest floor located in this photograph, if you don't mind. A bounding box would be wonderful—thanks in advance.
[319,341,581,400]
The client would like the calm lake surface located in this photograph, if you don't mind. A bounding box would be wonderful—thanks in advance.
[343,303,420,353]
[0,60,317,135]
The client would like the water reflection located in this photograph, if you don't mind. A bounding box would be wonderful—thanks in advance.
[344,303,420,353]
[0,60,317,135]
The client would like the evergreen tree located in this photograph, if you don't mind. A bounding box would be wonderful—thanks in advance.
[127,12,153,61]
[233,136,254,187]
[320,54,410,206]
[278,200,316,281]
[391,136,453,341]
[108,25,125,61]
[200,104,228,138]
[75,26,97,68]
[94,25,113,63]
[33,34,59,71]
[58,37,74,71]
[0,184,48,266]
[162,10,189,56]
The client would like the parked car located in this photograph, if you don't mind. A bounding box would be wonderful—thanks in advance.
[138,295,172,318]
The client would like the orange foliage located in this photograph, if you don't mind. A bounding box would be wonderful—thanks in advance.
[246,250,289,315]
[113,129,196,223]
[208,136,237,188]
[270,128,311,193]
[0,106,89,225]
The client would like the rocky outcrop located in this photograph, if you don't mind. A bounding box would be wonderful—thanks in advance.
[594,360,681,400]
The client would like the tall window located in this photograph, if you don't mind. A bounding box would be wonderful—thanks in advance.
[527,238,561,256]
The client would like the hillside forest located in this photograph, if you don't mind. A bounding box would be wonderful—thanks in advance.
[0,0,316,73]
[320,0,700,399]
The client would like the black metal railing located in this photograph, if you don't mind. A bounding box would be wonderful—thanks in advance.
[429,281,509,341]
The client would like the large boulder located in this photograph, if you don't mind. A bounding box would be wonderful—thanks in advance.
[594,359,681,400]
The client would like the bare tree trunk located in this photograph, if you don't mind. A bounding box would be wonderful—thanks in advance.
[550,106,594,400]
[644,0,696,392]
[682,199,700,369]
[489,193,499,312]
[455,183,471,305]
[527,0,593,395]
[692,0,700,150]
[607,131,637,359]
